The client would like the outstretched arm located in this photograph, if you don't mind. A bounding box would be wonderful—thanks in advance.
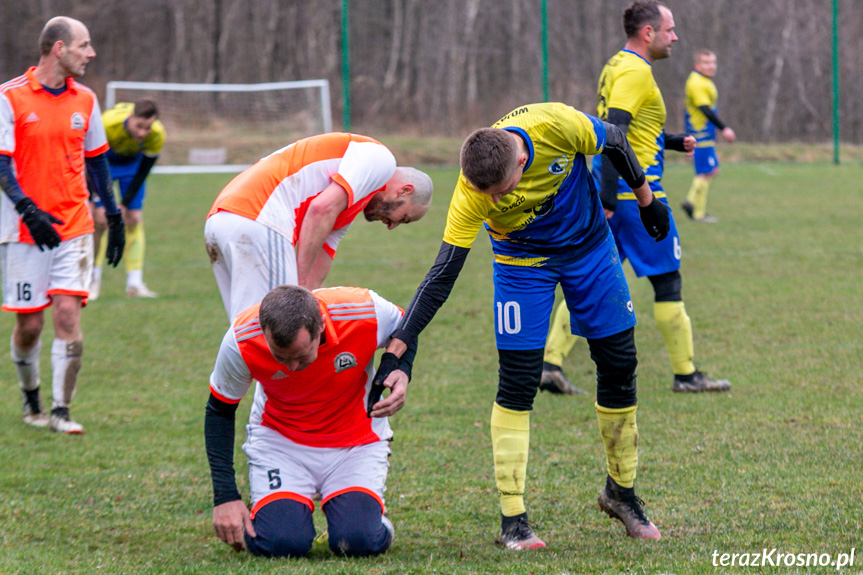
[373,240,469,393]
[295,181,349,289]
[386,241,471,356]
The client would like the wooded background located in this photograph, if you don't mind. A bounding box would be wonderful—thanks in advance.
[1,0,860,142]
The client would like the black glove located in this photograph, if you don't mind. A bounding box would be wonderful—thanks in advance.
[639,197,670,242]
[368,352,398,417]
[105,212,126,267]
[15,197,63,251]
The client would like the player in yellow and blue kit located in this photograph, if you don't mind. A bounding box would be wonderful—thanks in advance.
[543,1,731,401]
[90,99,165,299]
[682,49,736,222]
[369,102,669,548]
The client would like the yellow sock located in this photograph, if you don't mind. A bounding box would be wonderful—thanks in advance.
[654,301,695,376]
[490,402,530,517]
[95,231,107,268]
[544,301,578,366]
[596,403,638,488]
[124,222,145,273]
[692,177,710,219]
[686,177,699,205]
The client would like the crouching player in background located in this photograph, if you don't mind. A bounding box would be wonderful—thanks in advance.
[90,99,165,299]
[204,285,415,557]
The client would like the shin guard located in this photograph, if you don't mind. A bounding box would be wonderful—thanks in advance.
[490,402,530,517]
[596,403,638,488]
[654,301,695,376]
[51,339,83,408]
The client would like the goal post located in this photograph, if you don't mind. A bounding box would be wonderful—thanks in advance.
[105,80,333,174]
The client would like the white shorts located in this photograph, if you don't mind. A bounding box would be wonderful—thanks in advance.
[243,423,391,518]
[1,235,94,312]
[204,211,297,320]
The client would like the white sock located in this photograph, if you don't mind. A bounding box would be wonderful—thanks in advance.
[12,336,41,391]
[51,339,83,409]
[92,266,103,282]
[127,269,143,289]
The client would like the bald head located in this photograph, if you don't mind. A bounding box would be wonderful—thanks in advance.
[37,16,95,83]
[394,167,433,209]
[40,17,82,56]
[363,167,434,230]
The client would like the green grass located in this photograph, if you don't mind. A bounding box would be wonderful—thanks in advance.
[0,162,861,574]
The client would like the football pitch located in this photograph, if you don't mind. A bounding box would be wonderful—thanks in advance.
[0,160,860,574]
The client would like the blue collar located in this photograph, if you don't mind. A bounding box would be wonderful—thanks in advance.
[503,127,534,172]
[41,83,68,96]
[622,49,652,67]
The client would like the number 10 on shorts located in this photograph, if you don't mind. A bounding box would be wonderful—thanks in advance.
[496,301,522,335]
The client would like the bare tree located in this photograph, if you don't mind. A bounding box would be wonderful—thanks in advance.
[0,0,858,142]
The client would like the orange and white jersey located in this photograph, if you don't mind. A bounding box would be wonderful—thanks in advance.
[0,67,108,244]
[209,287,404,449]
[207,133,396,259]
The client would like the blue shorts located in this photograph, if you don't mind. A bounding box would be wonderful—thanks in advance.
[493,231,637,350]
[693,146,719,175]
[608,194,681,278]
[93,153,148,210]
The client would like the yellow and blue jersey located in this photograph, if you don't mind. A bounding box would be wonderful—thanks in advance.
[443,103,608,267]
[102,102,165,159]
[594,50,666,189]
[684,71,718,144]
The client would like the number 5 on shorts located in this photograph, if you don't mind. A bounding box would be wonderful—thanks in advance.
[267,468,281,490]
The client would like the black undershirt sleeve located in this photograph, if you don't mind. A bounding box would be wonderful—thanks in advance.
[85,154,121,215]
[599,108,634,211]
[390,241,470,346]
[396,336,419,381]
[664,133,688,152]
[601,121,645,190]
[0,155,28,205]
[121,155,158,207]
[204,393,242,506]
[698,105,727,131]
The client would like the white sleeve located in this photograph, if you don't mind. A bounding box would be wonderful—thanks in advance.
[208,328,253,402]
[370,289,405,348]
[0,95,19,243]
[336,141,396,205]
[0,95,15,154]
[83,95,108,153]
[323,223,352,256]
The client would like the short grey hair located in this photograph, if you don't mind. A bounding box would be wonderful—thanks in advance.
[395,167,433,207]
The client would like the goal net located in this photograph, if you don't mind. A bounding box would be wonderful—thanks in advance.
[105,80,333,174]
